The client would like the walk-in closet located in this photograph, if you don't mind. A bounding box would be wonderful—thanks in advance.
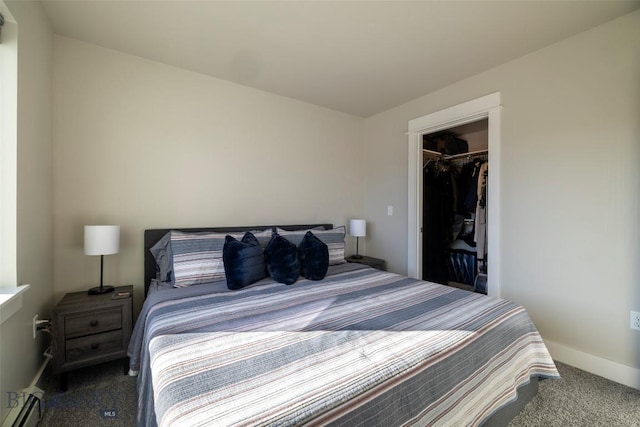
[422,119,488,293]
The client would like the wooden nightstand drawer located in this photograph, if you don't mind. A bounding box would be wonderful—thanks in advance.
[66,329,124,363]
[64,308,122,338]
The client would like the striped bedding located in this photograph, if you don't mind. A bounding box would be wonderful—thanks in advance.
[129,263,558,427]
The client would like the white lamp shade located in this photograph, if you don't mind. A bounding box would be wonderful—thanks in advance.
[349,219,366,237]
[84,225,120,255]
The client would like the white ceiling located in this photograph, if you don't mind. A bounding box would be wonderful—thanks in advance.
[40,1,639,117]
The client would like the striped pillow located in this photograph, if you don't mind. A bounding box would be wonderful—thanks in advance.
[276,226,346,265]
[170,229,272,288]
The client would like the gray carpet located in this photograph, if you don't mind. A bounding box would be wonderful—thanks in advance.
[37,360,640,426]
[509,362,640,426]
[37,360,137,426]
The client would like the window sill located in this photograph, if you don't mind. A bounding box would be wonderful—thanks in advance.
[0,284,30,325]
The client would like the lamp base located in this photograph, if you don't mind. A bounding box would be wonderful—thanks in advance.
[351,254,363,260]
[88,285,115,295]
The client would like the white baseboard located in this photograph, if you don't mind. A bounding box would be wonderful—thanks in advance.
[545,339,640,390]
[1,356,49,427]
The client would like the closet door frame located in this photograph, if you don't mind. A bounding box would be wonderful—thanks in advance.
[407,92,502,297]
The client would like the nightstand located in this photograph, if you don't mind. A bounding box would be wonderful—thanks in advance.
[53,285,133,391]
[345,255,386,271]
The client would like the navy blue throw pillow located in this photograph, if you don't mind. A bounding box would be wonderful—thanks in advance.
[298,231,329,280]
[223,232,266,290]
[264,233,299,285]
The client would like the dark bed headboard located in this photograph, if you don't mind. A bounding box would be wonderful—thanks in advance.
[144,224,333,296]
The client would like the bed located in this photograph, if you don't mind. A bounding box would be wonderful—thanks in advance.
[129,224,559,427]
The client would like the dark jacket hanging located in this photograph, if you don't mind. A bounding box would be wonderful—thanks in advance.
[422,164,455,284]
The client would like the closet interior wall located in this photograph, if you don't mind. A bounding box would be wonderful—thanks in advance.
[421,119,489,293]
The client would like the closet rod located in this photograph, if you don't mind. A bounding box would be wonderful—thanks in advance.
[422,148,488,161]
[446,149,488,161]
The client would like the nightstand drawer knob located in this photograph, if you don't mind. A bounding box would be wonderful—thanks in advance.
[90,320,99,327]
[90,343,99,350]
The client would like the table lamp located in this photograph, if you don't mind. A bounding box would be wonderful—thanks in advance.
[84,225,119,295]
[349,219,366,259]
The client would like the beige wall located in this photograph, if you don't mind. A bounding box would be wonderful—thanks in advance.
[53,36,365,310]
[363,11,640,385]
[1,1,54,422]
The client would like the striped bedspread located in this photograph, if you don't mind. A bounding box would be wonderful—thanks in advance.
[129,263,558,426]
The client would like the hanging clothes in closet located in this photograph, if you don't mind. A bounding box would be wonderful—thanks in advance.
[422,160,455,285]
[422,152,488,291]
[455,159,483,245]
[447,158,481,287]
[475,162,488,274]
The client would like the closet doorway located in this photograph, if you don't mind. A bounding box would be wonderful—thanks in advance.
[422,121,488,293]
[407,92,502,297]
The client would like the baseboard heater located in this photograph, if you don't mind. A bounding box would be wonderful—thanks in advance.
[1,387,44,427]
